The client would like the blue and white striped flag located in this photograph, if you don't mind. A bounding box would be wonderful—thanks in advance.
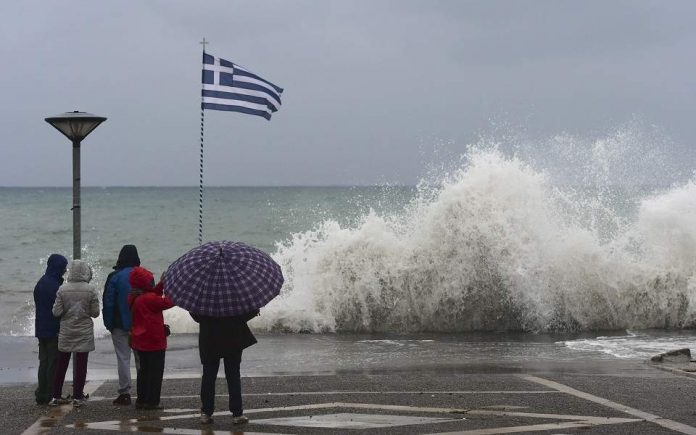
[202,52,283,120]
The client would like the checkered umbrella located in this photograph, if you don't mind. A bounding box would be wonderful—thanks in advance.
[164,240,284,316]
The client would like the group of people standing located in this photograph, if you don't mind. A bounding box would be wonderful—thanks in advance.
[102,245,174,410]
[33,244,256,425]
[34,254,97,408]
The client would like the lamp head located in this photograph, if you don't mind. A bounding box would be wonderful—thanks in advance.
[45,111,106,142]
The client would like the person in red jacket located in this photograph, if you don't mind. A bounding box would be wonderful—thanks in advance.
[128,267,174,410]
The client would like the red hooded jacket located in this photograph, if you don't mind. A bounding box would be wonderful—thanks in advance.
[128,267,174,352]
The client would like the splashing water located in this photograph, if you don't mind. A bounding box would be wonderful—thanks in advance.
[10,126,695,338]
[256,144,696,333]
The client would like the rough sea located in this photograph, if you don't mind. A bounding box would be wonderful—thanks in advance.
[2,138,696,363]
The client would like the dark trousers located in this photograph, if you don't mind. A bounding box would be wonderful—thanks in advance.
[35,338,58,403]
[200,350,243,417]
[53,351,88,399]
[136,350,166,406]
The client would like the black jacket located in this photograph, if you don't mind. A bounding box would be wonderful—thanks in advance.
[190,310,259,364]
[34,254,68,338]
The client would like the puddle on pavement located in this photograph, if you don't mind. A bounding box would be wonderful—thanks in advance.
[23,406,74,434]
[480,405,528,410]
[38,419,56,428]
[131,427,164,433]
[70,419,254,434]
[136,415,165,422]
[253,412,460,429]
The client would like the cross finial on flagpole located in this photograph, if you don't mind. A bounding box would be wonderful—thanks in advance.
[200,38,209,52]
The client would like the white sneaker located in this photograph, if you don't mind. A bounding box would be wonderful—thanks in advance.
[200,414,213,424]
[72,398,86,408]
[232,415,249,425]
[48,397,70,406]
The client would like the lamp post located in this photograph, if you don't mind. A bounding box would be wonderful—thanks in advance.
[45,111,106,260]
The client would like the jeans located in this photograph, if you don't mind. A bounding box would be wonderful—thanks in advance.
[35,337,58,403]
[53,351,89,399]
[135,350,166,406]
[200,350,243,417]
[111,328,139,395]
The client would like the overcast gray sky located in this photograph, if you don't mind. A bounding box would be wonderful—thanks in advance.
[1,0,695,186]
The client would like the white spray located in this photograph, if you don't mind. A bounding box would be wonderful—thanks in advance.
[255,143,696,333]
[16,128,696,335]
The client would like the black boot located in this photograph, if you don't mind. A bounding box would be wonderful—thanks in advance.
[113,393,132,405]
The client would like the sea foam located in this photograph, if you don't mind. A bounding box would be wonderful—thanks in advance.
[14,129,696,336]
[254,146,696,333]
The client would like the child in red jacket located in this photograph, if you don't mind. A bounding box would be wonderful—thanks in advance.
[128,267,174,410]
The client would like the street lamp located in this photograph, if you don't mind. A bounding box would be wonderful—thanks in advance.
[45,111,106,260]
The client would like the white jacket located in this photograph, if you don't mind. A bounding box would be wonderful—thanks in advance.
[52,260,100,353]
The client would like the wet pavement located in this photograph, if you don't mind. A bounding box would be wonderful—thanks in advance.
[8,358,696,435]
[0,332,648,384]
[6,333,696,434]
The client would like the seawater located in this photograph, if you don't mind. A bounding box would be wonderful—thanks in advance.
[2,137,696,353]
[262,148,696,335]
[0,185,412,336]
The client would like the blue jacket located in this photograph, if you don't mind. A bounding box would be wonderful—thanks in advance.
[34,254,68,338]
[102,267,135,331]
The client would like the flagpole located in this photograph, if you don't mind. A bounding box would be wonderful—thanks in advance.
[199,38,208,245]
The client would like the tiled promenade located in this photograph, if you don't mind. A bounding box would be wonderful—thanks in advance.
[8,360,696,435]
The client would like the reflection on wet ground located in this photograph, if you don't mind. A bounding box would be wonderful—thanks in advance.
[26,405,70,433]
[17,365,696,435]
[6,330,685,386]
[7,330,696,434]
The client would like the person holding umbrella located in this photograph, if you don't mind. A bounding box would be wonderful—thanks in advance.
[190,309,259,424]
[164,241,284,426]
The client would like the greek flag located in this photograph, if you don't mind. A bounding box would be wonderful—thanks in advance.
[202,52,283,120]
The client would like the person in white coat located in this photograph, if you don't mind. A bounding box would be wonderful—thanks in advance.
[49,260,100,407]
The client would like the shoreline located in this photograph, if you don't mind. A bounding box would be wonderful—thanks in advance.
[0,331,654,385]
[5,331,696,384]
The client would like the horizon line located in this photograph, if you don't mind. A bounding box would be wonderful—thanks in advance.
[0,184,418,188]
[0,182,674,189]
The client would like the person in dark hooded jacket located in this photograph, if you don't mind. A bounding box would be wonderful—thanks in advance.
[33,253,68,405]
[102,244,141,405]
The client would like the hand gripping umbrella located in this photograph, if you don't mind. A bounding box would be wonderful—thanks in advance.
[164,240,284,316]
